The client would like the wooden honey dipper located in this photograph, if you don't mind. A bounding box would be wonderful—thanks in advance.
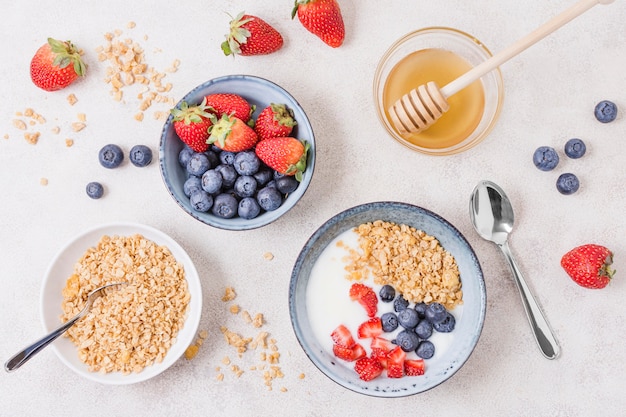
[388,0,616,136]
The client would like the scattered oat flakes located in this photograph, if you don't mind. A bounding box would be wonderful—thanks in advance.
[252,313,264,328]
[134,112,144,122]
[67,94,78,105]
[24,132,40,144]
[299,373,305,380]
[199,330,208,339]
[127,21,136,29]
[65,139,74,147]
[184,344,199,360]
[216,373,224,381]
[280,387,288,393]
[222,356,231,365]
[3,134,8,140]
[263,252,274,261]
[77,113,86,122]
[12,119,27,130]
[229,304,240,314]
[51,126,60,134]
[222,287,236,302]
[71,122,86,132]
[40,178,48,186]
[241,310,252,324]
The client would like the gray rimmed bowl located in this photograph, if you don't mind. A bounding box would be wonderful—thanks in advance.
[289,202,486,397]
[159,75,315,231]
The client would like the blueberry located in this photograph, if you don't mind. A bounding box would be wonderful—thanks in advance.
[85,182,104,199]
[234,175,258,198]
[201,170,223,194]
[179,146,194,168]
[416,340,435,359]
[393,295,409,312]
[219,151,236,165]
[532,146,559,171]
[594,100,617,123]
[215,164,238,188]
[414,302,427,319]
[204,150,220,168]
[276,176,299,194]
[129,145,152,167]
[415,319,433,339]
[211,193,238,218]
[397,308,419,329]
[256,187,282,211]
[379,285,396,302]
[238,197,261,219]
[233,151,261,176]
[556,173,580,195]
[395,330,420,352]
[425,303,447,324]
[210,144,222,153]
[189,190,213,212]
[273,171,286,180]
[253,168,273,186]
[183,176,202,197]
[98,144,124,169]
[564,138,586,159]
[380,312,398,333]
[265,180,277,189]
[186,153,210,176]
[433,312,456,333]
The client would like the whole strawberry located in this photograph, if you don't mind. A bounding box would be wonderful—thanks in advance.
[291,0,345,48]
[171,99,214,152]
[222,12,284,56]
[205,93,254,124]
[30,38,86,91]
[561,244,615,289]
[255,103,297,141]
[208,114,258,152]
[255,137,309,181]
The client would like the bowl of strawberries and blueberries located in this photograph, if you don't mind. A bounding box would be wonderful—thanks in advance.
[159,75,315,230]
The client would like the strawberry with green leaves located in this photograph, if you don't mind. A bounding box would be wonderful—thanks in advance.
[171,98,214,152]
[222,12,284,57]
[30,38,86,91]
[292,0,345,48]
[561,244,615,289]
[255,137,309,182]
[208,114,258,152]
[205,93,254,124]
[255,103,297,141]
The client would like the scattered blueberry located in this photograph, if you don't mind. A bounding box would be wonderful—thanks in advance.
[238,197,261,219]
[189,190,213,212]
[379,285,396,303]
[393,295,409,312]
[211,193,238,218]
[564,138,586,159]
[532,146,559,171]
[256,187,282,211]
[594,100,617,123]
[201,170,223,194]
[179,146,194,168]
[415,319,433,339]
[233,151,261,176]
[186,153,210,176]
[276,176,299,194]
[219,151,236,165]
[556,173,580,195]
[253,168,273,186]
[416,340,435,359]
[414,302,427,319]
[99,144,124,169]
[129,145,152,167]
[380,312,398,333]
[397,308,419,329]
[215,164,238,188]
[234,175,258,198]
[433,312,456,333]
[85,182,104,199]
[425,303,447,324]
[183,176,202,197]
[395,330,420,352]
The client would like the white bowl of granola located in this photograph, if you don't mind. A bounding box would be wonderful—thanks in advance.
[289,202,486,397]
[40,222,202,385]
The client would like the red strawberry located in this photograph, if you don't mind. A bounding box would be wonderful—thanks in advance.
[204,93,254,123]
[171,98,214,152]
[254,137,309,181]
[332,343,366,362]
[354,357,383,382]
[208,114,258,152]
[370,337,394,368]
[255,103,297,141]
[30,38,86,91]
[404,359,425,376]
[561,244,615,289]
[386,346,406,378]
[222,12,284,56]
[291,0,345,48]
[357,317,382,339]
[330,324,355,348]
[348,283,378,318]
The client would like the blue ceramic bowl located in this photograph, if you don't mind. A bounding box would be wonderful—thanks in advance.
[289,202,486,397]
[159,75,315,230]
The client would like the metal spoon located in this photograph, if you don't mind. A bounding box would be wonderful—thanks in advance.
[4,282,127,372]
[469,180,560,359]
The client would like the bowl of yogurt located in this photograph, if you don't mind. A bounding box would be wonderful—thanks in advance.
[289,202,486,397]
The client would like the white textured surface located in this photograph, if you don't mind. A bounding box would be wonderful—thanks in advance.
[1,0,625,415]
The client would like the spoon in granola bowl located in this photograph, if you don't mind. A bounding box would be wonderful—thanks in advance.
[4,282,127,372]
[469,180,560,359]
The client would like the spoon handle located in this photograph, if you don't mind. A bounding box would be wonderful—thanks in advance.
[499,241,561,359]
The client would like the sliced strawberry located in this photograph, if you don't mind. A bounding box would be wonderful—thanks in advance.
[330,324,355,348]
[357,317,382,339]
[348,283,378,317]
[404,359,425,376]
[332,343,366,362]
[386,346,406,378]
[354,357,384,382]
[370,337,394,368]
